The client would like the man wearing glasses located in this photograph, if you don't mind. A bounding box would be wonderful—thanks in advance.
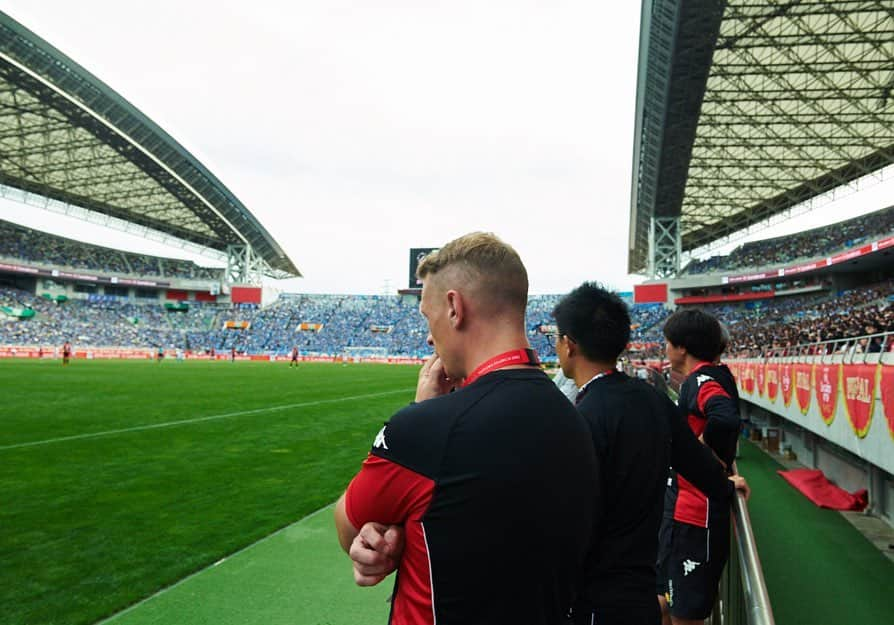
[552,283,747,625]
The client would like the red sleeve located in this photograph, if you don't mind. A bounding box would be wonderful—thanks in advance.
[697,380,730,416]
[344,453,435,529]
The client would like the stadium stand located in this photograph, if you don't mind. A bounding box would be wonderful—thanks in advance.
[710,281,894,355]
[682,206,894,275]
[0,285,671,360]
[0,220,224,281]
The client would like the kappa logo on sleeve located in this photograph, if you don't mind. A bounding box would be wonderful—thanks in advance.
[682,559,701,576]
[373,426,389,450]
[695,374,713,387]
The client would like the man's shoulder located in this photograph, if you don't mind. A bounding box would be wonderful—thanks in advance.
[370,397,459,476]
[687,364,736,396]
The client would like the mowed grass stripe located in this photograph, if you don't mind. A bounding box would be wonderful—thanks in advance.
[98,503,394,625]
[1,360,419,625]
[0,359,412,446]
[0,387,414,451]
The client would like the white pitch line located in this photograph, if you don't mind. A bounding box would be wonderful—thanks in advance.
[0,388,414,451]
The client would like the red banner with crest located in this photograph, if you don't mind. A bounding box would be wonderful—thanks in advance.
[756,361,766,397]
[879,363,894,440]
[742,361,756,395]
[841,363,877,438]
[780,361,794,406]
[765,361,779,402]
[794,362,812,414]
[813,363,839,425]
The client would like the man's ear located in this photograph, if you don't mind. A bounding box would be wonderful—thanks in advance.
[446,289,464,329]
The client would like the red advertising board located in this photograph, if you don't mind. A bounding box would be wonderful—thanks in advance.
[634,283,668,304]
[841,363,877,438]
[230,285,262,304]
[814,363,839,425]
[756,361,766,397]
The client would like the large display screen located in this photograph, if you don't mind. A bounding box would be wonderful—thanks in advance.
[408,248,438,288]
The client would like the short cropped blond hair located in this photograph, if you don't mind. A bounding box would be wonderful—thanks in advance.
[416,232,528,316]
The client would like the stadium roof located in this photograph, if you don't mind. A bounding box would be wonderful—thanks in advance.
[0,11,301,278]
[629,0,894,275]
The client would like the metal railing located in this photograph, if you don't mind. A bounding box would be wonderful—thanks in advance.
[712,474,775,625]
[747,330,894,364]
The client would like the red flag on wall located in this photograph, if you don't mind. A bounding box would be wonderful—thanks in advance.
[795,362,813,414]
[766,361,779,402]
[814,363,839,425]
[742,361,756,395]
[756,361,766,397]
[780,362,794,407]
[841,363,877,438]
[878,363,894,440]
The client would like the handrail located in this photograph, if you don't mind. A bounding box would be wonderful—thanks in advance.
[712,465,776,625]
[743,329,894,361]
[731,490,775,625]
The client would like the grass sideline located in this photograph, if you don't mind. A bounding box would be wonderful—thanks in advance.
[1,358,418,625]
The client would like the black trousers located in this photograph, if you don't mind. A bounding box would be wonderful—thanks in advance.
[569,600,661,625]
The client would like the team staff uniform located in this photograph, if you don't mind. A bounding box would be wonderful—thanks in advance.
[573,371,735,624]
[549,284,748,625]
[344,364,599,625]
[658,362,740,620]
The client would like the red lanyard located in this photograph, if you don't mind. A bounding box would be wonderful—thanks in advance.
[460,348,540,387]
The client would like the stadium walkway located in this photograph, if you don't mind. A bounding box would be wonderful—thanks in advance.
[97,505,392,625]
[736,440,894,625]
[98,441,894,625]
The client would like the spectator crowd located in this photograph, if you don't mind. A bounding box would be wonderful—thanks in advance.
[683,205,894,275]
[0,287,669,359]
[0,220,223,281]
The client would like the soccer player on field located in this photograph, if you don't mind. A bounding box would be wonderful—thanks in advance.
[657,309,742,625]
[62,341,71,366]
[290,346,299,367]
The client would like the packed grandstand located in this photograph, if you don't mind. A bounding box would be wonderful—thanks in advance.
[2,206,893,361]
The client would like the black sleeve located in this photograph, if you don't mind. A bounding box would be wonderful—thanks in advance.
[666,397,734,499]
[702,394,741,446]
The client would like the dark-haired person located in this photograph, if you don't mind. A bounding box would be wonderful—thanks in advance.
[334,232,599,624]
[552,284,746,625]
[657,309,742,625]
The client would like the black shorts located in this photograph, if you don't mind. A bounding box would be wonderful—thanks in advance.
[660,521,730,620]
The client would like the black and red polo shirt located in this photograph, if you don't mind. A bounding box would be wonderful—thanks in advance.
[345,368,599,625]
[671,362,741,527]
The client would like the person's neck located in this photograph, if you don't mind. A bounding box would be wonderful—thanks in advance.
[681,355,707,377]
[461,330,533,379]
[572,359,617,388]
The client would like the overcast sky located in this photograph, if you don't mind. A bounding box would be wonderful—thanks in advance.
[1,1,891,295]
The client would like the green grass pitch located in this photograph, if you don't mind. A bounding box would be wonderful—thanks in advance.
[1,358,419,625]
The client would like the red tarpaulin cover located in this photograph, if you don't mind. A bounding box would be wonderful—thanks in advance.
[777,468,868,511]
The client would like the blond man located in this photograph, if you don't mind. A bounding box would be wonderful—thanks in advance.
[335,232,599,625]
